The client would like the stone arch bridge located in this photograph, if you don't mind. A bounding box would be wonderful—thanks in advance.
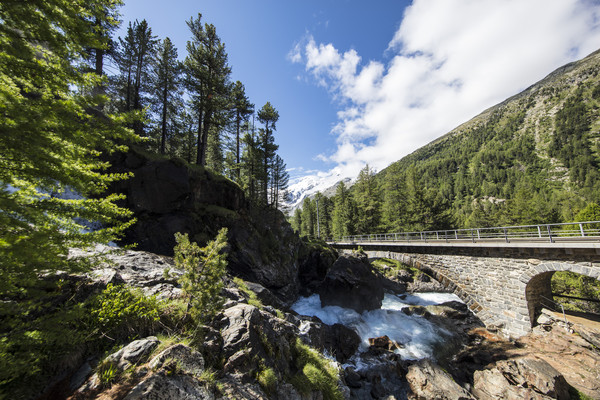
[329,230,600,338]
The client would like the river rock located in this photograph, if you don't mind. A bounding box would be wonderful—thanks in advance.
[297,244,338,296]
[406,359,474,400]
[472,355,570,400]
[71,245,184,300]
[368,335,403,352]
[105,336,160,371]
[318,253,384,312]
[149,344,205,377]
[219,303,298,377]
[123,371,214,400]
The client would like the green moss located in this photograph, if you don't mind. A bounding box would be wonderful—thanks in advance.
[257,367,278,396]
[204,204,239,220]
[371,257,419,280]
[569,385,595,400]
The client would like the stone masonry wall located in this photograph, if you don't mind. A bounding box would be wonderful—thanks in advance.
[356,249,600,338]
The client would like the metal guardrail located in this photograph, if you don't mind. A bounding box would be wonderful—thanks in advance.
[334,221,600,244]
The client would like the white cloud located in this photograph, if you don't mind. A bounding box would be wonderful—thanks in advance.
[294,0,600,183]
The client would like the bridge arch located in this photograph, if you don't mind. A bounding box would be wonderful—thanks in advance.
[363,251,484,320]
[522,262,600,327]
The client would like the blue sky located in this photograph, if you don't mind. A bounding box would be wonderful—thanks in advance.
[117,0,600,195]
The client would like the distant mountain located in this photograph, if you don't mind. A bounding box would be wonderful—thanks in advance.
[372,48,600,229]
[286,175,353,211]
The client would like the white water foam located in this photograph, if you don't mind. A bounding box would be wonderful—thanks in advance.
[292,292,463,360]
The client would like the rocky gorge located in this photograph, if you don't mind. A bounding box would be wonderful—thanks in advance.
[12,149,600,399]
[53,245,599,400]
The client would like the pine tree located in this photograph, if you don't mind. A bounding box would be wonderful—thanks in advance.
[301,197,316,237]
[271,155,289,210]
[174,228,228,324]
[230,81,254,181]
[184,13,231,166]
[353,165,381,234]
[257,102,280,206]
[151,37,182,154]
[291,208,303,233]
[332,181,356,238]
[241,123,261,204]
[0,0,138,293]
[112,19,157,135]
[381,168,407,232]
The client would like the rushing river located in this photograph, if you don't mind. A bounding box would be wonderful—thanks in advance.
[291,292,462,361]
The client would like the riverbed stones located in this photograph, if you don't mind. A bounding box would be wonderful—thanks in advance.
[318,253,384,312]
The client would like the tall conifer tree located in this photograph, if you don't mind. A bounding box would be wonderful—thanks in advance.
[184,14,231,166]
[152,37,182,154]
[0,0,138,292]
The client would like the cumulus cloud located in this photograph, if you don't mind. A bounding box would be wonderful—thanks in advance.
[292,0,600,182]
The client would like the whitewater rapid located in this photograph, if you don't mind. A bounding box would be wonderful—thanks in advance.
[291,292,462,360]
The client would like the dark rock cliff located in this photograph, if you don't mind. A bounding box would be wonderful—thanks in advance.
[108,148,304,303]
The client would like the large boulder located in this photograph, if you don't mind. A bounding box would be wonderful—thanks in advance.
[472,356,570,400]
[406,359,474,400]
[218,303,298,377]
[317,253,384,312]
[295,317,361,363]
[108,148,303,302]
[297,243,338,296]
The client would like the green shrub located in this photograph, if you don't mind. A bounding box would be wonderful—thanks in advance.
[89,283,161,340]
[97,360,120,388]
[174,228,228,324]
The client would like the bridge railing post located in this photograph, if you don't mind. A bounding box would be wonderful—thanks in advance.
[547,225,554,243]
[503,228,508,243]
[579,223,585,237]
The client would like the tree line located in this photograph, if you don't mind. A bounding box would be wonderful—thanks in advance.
[293,79,600,239]
[105,14,290,208]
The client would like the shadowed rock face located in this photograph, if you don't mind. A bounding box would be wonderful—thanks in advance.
[317,253,385,312]
[108,148,303,303]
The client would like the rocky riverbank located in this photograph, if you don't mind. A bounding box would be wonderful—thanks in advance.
[45,249,599,399]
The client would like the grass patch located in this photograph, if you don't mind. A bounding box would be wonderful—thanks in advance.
[257,367,278,396]
[233,277,264,309]
[371,258,419,280]
[289,339,342,400]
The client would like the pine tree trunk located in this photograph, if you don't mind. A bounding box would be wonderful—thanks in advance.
[199,109,212,166]
[196,111,203,165]
[160,85,168,154]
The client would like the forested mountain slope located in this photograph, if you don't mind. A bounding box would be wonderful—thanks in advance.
[294,49,600,237]
[374,48,600,231]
